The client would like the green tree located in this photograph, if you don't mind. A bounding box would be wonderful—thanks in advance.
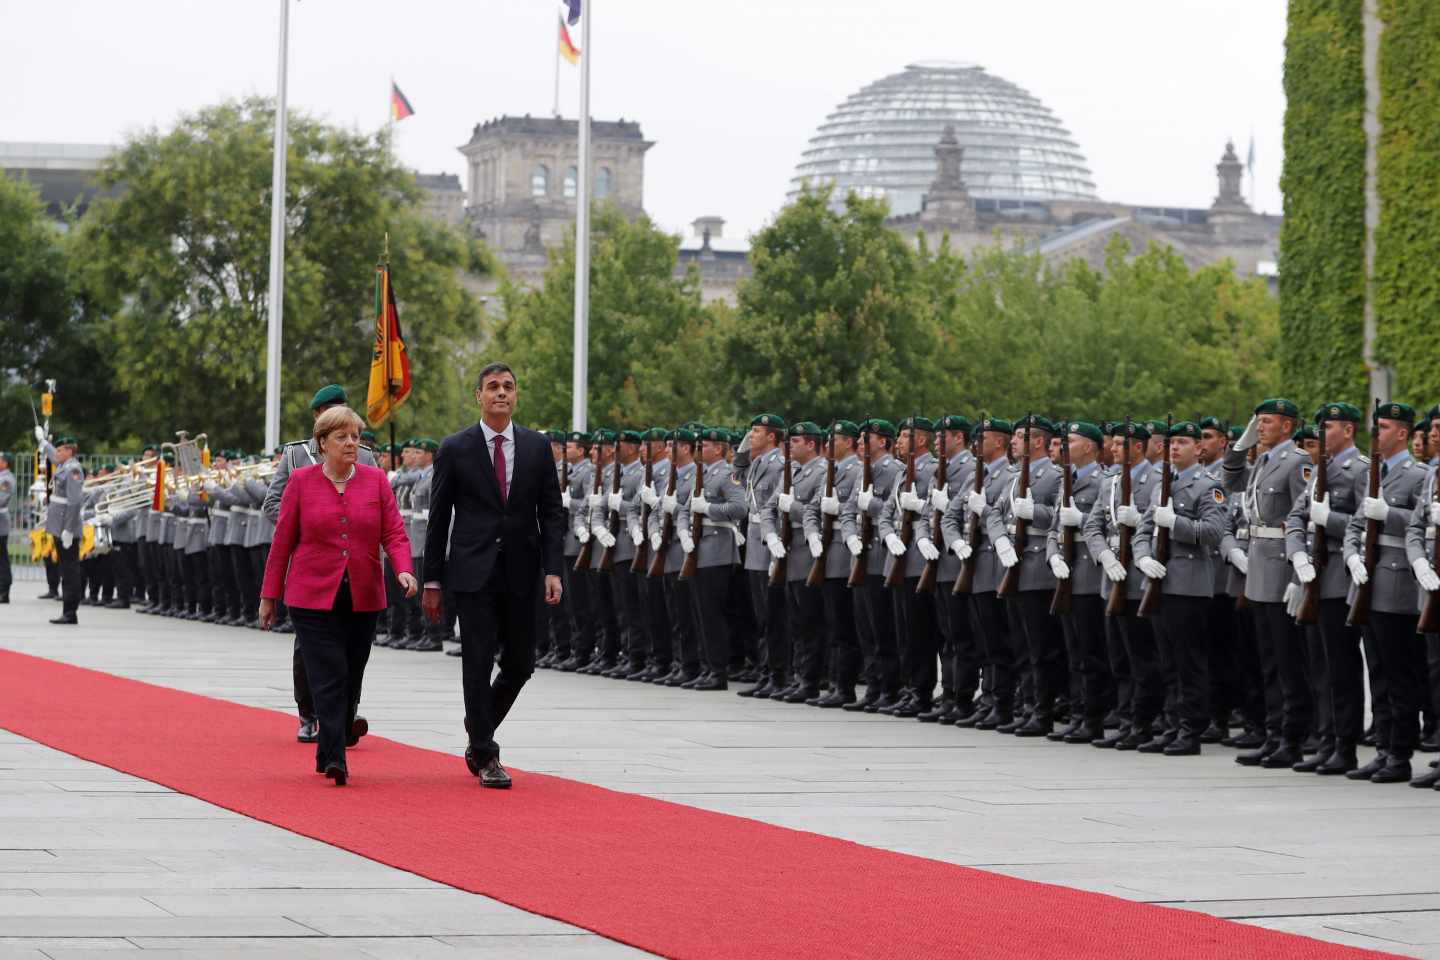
[70,97,492,451]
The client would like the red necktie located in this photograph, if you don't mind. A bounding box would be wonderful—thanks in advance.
[493,434,507,506]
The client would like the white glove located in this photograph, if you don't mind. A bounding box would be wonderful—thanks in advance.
[1228,547,1249,575]
[1234,415,1260,452]
[1059,504,1084,528]
[587,493,602,509]
[807,532,824,559]
[1346,554,1369,586]
[953,537,974,561]
[204,480,218,494]
[857,486,874,512]
[1117,504,1143,528]
[929,485,950,512]
[1137,556,1167,579]
[1154,500,1177,530]
[916,537,939,561]
[995,535,1018,568]
[593,526,616,549]
[640,484,660,508]
[777,491,795,514]
[1309,493,1330,529]
[967,490,987,517]
[900,490,926,514]
[35,425,47,446]
[885,533,907,557]
[661,493,678,515]
[650,531,662,552]
[691,493,710,517]
[574,525,590,544]
[1049,554,1071,580]
[1291,552,1316,584]
[820,493,841,516]
[679,530,695,554]
[1099,549,1126,583]
[846,535,863,557]
[766,533,786,559]
[607,491,623,512]
[1362,496,1389,523]
[61,529,74,550]
[1013,495,1035,520]
[561,490,572,510]
[1414,558,1440,592]
[629,524,644,546]
[1431,502,1440,526]
[1283,582,1302,618]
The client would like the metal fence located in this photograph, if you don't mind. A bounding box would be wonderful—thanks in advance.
[5,452,137,583]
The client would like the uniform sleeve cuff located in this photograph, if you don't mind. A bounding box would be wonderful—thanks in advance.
[423,581,441,590]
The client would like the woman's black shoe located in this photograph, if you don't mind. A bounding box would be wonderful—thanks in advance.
[324,763,347,786]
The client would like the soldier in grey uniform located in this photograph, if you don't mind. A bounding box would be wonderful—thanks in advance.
[1219,425,1268,749]
[985,414,1064,736]
[1284,404,1368,774]
[802,420,864,707]
[1406,444,1440,786]
[737,414,790,695]
[628,427,673,680]
[385,440,421,647]
[181,480,213,620]
[36,433,85,624]
[1132,421,1226,755]
[212,455,250,624]
[103,464,141,609]
[1222,398,1314,769]
[675,427,748,690]
[761,421,828,703]
[649,428,701,684]
[0,452,15,603]
[1197,417,1240,742]
[575,431,621,672]
[200,451,235,622]
[1342,402,1428,784]
[917,415,977,723]
[593,430,646,678]
[555,431,595,671]
[402,439,443,651]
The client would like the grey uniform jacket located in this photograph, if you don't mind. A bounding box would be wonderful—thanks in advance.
[564,459,594,557]
[1283,446,1365,601]
[243,478,274,548]
[1046,462,1103,598]
[840,454,905,578]
[940,455,1000,591]
[588,458,645,566]
[1405,466,1440,614]
[744,448,786,573]
[1082,461,1157,602]
[41,445,85,538]
[878,453,938,580]
[1342,453,1427,615]
[262,439,377,522]
[648,461,695,574]
[627,458,671,561]
[109,506,140,544]
[0,468,14,538]
[762,455,826,582]
[675,459,747,569]
[802,453,862,580]
[216,480,248,548]
[925,450,974,584]
[1223,440,1308,603]
[205,481,229,547]
[182,489,209,555]
[1133,464,1225,598]
[1203,462,1239,594]
[984,457,1061,594]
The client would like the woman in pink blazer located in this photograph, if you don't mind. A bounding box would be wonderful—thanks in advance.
[261,406,417,785]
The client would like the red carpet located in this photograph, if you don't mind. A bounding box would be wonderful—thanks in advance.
[0,649,1399,960]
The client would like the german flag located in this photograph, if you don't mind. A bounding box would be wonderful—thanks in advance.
[558,16,580,65]
[390,82,415,122]
[366,262,413,427]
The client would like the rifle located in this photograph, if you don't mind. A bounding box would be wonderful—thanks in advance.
[1050,425,1075,615]
[996,416,1032,597]
[806,424,837,589]
[573,445,602,571]
[1419,470,1440,634]
[598,435,622,572]
[631,439,655,574]
[917,417,948,594]
[769,430,792,587]
[1296,412,1329,625]
[678,442,705,581]
[1234,444,1259,613]
[647,434,679,578]
[884,418,919,589]
[1347,400,1383,628]
[1137,414,1173,618]
[1105,417,1133,618]
[847,425,873,588]
[953,427,984,596]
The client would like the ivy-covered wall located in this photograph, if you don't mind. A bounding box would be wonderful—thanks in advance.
[1374,0,1440,406]
[1280,0,1368,413]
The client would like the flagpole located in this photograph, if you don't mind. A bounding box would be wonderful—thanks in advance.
[552,24,561,118]
[264,0,290,453]
[570,0,591,432]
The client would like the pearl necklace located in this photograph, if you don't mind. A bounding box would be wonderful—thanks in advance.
[323,463,356,484]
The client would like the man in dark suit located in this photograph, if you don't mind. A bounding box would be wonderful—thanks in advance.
[423,362,566,788]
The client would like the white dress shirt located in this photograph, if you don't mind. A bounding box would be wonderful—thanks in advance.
[480,419,516,493]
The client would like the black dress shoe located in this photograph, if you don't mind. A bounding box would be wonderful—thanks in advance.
[1235,739,1279,766]
[664,671,697,688]
[1164,737,1201,756]
[1259,742,1302,769]
[556,657,582,672]
[465,745,481,776]
[1014,717,1054,738]
[445,646,463,657]
[1200,723,1227,744]
[1419,736,1440,753]
[770,683,797,701]
[274,622,293,633]
[996,714,1028,734]
[297,718,319,743]
[324,763,347,786]
[917,699,956,723]
[804,692,826,706]
[735,684,764,698]
[1371,759,1413,783]
[693,675,728,692]
[346,716,369,747]
[36,591,59,600]
[866,693,900,714]
[49,615,78,625]
[1300,734,1322,755]
[1222,728,1266,749]
[1064,722,1103,744]
[1137,733,1174,754]
[1316,747,1357,775]
[1409,767,1440,788]
[783,686,819,704]
[199,612,217,624]
[624,666,651,681]
[892,697,929,719]
[680,672,708,690]
[816,690,855,708]
[974,708,1009,730]
[1093,727,1131,749]
[843,691,879,712]
[104,599,129,609]
[480,756,512,789]
[1115,729,1151,751]
[1347,754,1389,780]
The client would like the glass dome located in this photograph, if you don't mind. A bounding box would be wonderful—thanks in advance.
[790,62,1099,217]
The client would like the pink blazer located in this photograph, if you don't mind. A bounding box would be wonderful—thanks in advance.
[261,463,413,612]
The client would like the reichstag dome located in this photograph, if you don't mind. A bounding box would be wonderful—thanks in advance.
[790,61,1100,217]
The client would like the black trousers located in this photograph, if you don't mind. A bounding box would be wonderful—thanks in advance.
[824,578,861,688]
[1205,594,1237,727]
[454,568,538,764]
[853,574,900,695]
[1064,594,1111,724]
[114,541,140,604]
[1116,600,1163,731]
[1011,591,1065,722]
[785,579,825,688]
[610,564,643,663]
[943,587,982,707]
[562,559,593,662]
[56,540,81,617]
[1104,610,1131,723]
[588,566,620,662]
[749,570,788,682]
[1252,601,1312,743]
[290,578,377,772]
[1155,595,1211,739]
[208,547,234,617]
[1427,633,1440,739]
[44,555,59,592]
[1317,597,1364,746]
[972,591,1014,716]
[1304,623,1333,747]
[894,579,939,702]
[637,569,670,668]
[725,566,758,668]
[689,565,733,675]
[185,550,211,614]
[246,545,269,622]
[1370,611,1425,760]
[665,572,700,673]
[0,543,11,596]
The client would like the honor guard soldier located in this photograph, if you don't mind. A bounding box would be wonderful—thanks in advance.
[629,427,673,681]
[403,439,443,651]
[761,420,828,704]
[37,434,85,624]
[556,430,595,671]
[0,452,15,603]
[1343,402,1428,784]
[1132,421,1226,755]
[918,415,977,722]
[576,430,620,673]
[738,414,790,696]
[877,416,940,717]
[599,430,647,678]
[802,420,865,707]
[1223,398,1314,769]
[1406,436,1440,787]
[649,428,702,686]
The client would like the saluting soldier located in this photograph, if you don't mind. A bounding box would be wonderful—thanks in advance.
[36,434,85,624]
[649,428,702,685]
[801,420,865,707]
[738,415,790,696]
[761,420,828,703]
[629,427,673,680]
[556,430,595,671]
[918,415,977,723]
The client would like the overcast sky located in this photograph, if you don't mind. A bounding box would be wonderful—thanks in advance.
[6,0,1287,241]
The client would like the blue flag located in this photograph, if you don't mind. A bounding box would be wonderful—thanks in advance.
[562,0,581,26]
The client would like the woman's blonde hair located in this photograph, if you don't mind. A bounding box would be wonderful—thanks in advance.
[313,406,365,453]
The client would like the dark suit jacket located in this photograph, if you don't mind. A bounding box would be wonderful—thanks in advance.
[423,421,565,594]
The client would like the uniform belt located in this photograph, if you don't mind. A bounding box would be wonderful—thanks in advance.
[50,495,69,505]
[1235,529,1249,540]
[748,513,763,526]
[1250,526,1284,540]
[181,517,206,525]
[212,508,231,516]
[1362,532,1407,550]
[400,510,416,519]
[414,509,429,522]
[704,518,745,547]
[1005,524,1047,539]
[231,506,257,515]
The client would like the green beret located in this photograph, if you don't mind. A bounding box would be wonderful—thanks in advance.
[1378,401,1416,425]
[1169,420,1201,439]
[1427,403,1440,421]
[863,418,897,438]
[1143,419,1169,437]
[980,416,1014,436]
[567,430,590,446]
[54,435,77,447]
[1315,402,1362,424]
[1064,420,1104,444]
[618,429,644,444]
[590,427,616,443]
[902,416,934,432]
[937,414,974,434]
[642,427,668,441]
[1227,426,1243,442]
[272,445,285,455]
[310,383,347,410]
[162,450,175,464]
[699,427,730,444]
[544,430,565,443]
[1108,421,1150,442]
[789,420,823,438]
[1254,397,1299,418]
[679,420,704,431]
[672,427,697,443]
[359,429,376,443]
[1198,416,1226,433]
[830,419,861,439]
[422,438,441,452]
[750,413,787,431]
[1292,424,1317,443]
[1014,414,1056,435]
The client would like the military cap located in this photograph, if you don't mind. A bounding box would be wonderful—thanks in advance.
[979,416,1014,436]
[789,420,824,438]
[566,430,590,445]
[1377,401,1416,425]
[617,428,643,444]
[1143,419,1169,437]
[1427,402,1440,421]
[1198,416,1226,433]
[1107,421,1150,442]
[1253,397,1299,418]
[1226,426,1243,442]
[679,420,704,431]
[672,427,698,443]
[896,415,935,433]
[418,438,440,453]
[544,429,566,444]
[1292,424,1317,443]
[162,450,175,464]
[1013,414,1056,434]
[359,429,376,443]
[863,417,897,438]
[750,413,787,431]
[1064,420,1104,444]
[310,383,347,410]
[698,426,730,444]
[937,414,974,434]
[590,427,616,443]
[1314,402,1362,424]
[1169,420,1201,439]
[830,419,861,439]
[54,435,77,447]
[642,427,668,441]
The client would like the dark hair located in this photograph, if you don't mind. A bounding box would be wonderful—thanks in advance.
[477,362,516,389]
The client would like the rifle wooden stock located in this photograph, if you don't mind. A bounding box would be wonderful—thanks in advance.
[847,428,873,588]
[1348,402,1383,627]
[770,433,793,588]
[884,421,919,590]
[1419,475,1440,634]
[631,448,654,574]
[647,437,680,578]
[1296,418,1328,625]
[953,431,984,596]
[1049,429,1074,616]
[573,449,603,572]
[1105,417,1134,618]
[996,419,1032,598]
[678,449,705,581]
[917,421,948,595]
[597,438,622,572]
[807,428,837,589]
[1137,414,1172,618]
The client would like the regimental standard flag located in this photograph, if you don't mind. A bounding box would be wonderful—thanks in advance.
[366,262,413,427]
[390,82,415,122]
[558,15,581,65]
